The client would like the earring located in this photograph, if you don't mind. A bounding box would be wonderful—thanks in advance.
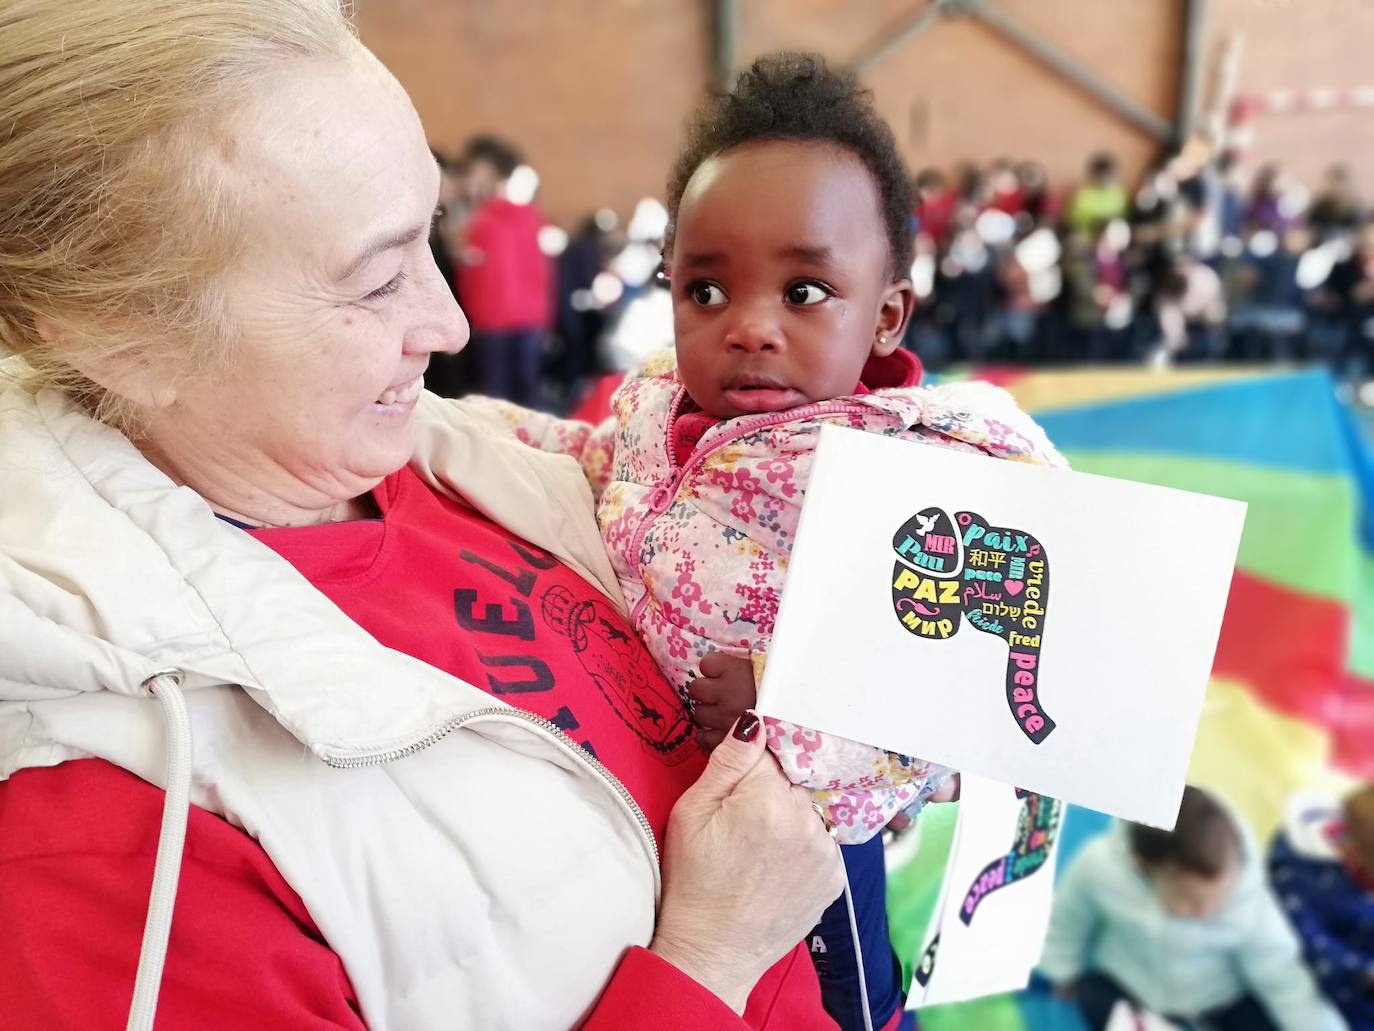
[878,333,889,345]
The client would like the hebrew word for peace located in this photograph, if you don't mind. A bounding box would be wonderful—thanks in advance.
[890,507,1055,744]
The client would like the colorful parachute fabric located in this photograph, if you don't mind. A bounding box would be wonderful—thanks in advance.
[985,367,1374,820]
[891,366,1373,1030]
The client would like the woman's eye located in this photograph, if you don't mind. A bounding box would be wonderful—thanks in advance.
[689,282,726,307]
[365,271,407,301]
[786,282,830,305]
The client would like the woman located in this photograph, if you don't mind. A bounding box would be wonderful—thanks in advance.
[0,2,848,1028]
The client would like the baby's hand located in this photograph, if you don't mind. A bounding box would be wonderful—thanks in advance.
[685,652,757,753]
[929,773,961,803]
[885,773,962,833]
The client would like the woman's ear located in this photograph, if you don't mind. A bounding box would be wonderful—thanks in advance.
[35,317,178,409]
[873,279,916,357]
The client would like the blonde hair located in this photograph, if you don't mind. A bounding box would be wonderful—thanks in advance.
[0,0,357,430]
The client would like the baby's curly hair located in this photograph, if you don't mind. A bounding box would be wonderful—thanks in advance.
[666,51,914,280]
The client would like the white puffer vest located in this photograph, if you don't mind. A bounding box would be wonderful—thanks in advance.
[0,371,659,1031]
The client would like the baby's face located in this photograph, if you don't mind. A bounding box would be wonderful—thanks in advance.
[667,140,910,419]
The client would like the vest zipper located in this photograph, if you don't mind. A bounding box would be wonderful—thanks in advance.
[321,705,661,871]
[626,396,875,625]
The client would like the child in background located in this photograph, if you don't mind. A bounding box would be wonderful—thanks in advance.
[1269,784,1374,1029]
[1040,786,1345,1031]
[1066,152,1129,238]
[483,52,1062,1030]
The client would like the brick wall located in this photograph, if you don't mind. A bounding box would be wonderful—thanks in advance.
[355,0,709,228]
[355,0,1374,226]
[1212,0,1374,196]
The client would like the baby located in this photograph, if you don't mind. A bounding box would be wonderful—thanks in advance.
[1040,785,1344,1031]
[486,52,1063,1031]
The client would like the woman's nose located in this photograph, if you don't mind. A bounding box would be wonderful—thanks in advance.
[437,300,471,355]
[406,256,470,355]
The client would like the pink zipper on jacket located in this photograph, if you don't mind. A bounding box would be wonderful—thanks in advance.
[624,388,875,627]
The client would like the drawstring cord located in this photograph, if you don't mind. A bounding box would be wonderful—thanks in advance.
[125,671,193,1031]
[814,802,876,1031]
[836,839,875,1031]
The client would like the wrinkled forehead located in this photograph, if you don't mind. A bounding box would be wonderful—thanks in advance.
[211,50,438,266]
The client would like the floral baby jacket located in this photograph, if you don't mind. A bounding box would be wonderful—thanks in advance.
[489,349,1065,842]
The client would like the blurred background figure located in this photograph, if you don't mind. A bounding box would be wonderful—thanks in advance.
[1067,153,1130,240]
[1268,785,1374,1031]
[548,209,620,411]
[915,167,959,249]
[1309,164,1366,243]
[425,150,481,398]
[1040,787,1341,1031]
[449,134,552,407]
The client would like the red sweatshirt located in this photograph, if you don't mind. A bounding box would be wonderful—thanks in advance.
[0,465,835,1030]
[456,197,553,332]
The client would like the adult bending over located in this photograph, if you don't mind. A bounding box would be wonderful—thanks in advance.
[0,2,844,1027]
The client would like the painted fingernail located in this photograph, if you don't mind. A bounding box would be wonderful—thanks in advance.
[732,711,760,742]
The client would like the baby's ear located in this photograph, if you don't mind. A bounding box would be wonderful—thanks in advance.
[873,279,916,356]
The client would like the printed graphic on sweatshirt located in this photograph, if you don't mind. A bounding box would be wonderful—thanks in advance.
[455,537,696,767]
[541,584,696,764]
[889,507,1054,744]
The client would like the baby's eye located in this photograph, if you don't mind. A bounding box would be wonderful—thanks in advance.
[785,282,830,306]
[689,282,727,307]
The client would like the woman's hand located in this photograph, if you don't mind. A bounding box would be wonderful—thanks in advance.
[649,712,845,1013]
[684,652,757,753]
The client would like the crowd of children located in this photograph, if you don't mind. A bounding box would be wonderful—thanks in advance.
[427,131,1373,416]
[905,152,1373,387]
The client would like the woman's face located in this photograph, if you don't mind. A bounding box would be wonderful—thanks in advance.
[148,49,467,513]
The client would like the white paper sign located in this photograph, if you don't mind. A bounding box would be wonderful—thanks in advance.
[756,425,1246,827]
[908,776,1063,1008]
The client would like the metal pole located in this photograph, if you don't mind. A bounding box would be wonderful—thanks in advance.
[713,0,738,92]
[850,0,954,76]
[1203,32,1245,147]
[1177,0,1213,143]
[964,0,1174,142]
